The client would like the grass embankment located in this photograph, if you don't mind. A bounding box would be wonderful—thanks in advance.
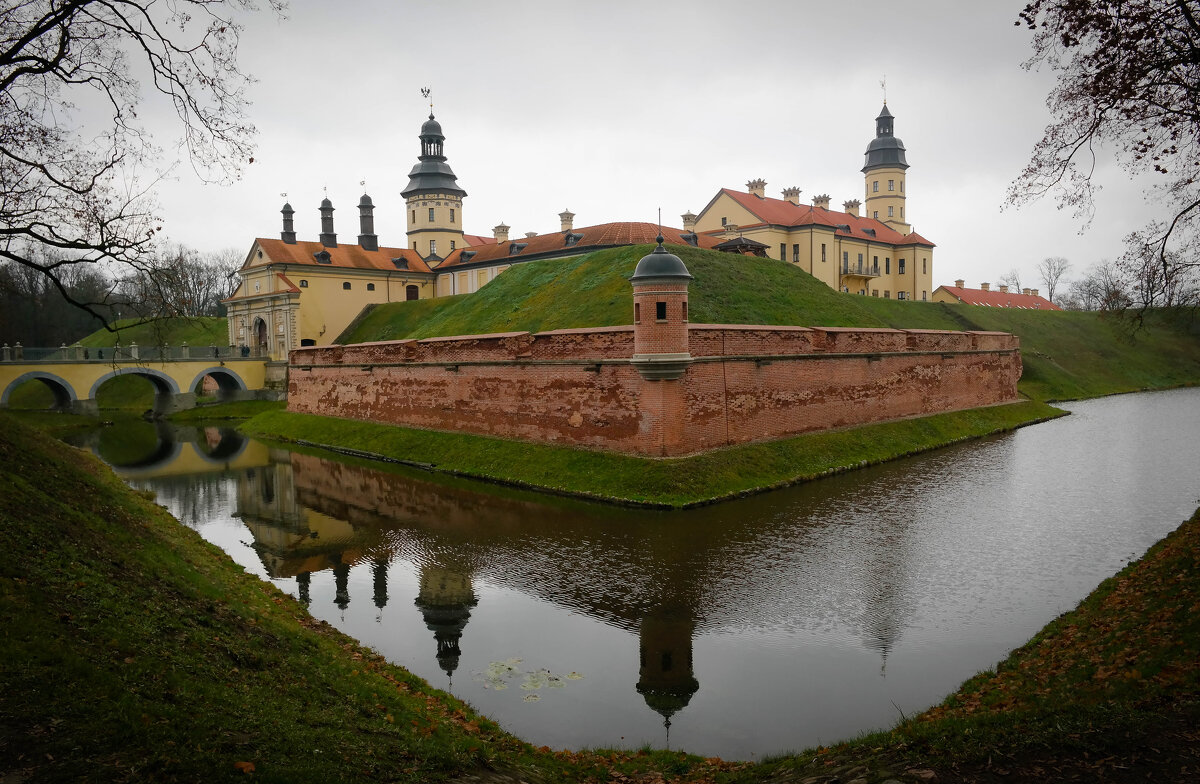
[4,413,1198,782]
[242,401,1061,508]
[339,245,1200,403]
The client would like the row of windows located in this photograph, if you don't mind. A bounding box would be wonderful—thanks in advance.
[871,179,903,193]
[412,207,456,224]
[872,206,904,220]
[296,279,419,298]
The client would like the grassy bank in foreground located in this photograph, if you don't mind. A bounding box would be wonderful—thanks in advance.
[240,401,1062,508]
[4,414,1198,782]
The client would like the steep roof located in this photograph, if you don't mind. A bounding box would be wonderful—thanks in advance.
[251,238,435,274]
[709,189,935,247]
[436,222,721,270]
[935,285,1062,311]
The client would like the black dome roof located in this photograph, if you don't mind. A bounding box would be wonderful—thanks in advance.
[630,240,692,281]
[421,114,443,138]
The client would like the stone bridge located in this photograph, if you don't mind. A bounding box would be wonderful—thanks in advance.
[0,343,274,416]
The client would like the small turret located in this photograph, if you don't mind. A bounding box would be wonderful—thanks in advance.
[358,193,378,251]
[319,198,337,248]
[630,237,693,381]
[280,202,296,244]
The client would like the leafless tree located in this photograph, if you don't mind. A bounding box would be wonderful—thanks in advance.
[1009,0,1200,313]
[0,0,282,328]
[998,268,1023,292]
[1036,256,1071,303]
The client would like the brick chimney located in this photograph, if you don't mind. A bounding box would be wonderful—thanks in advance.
[954,279,965,288]
[1022,287,1031,296]
[843,199,861,217]
[357,193,378,251]
[999,284,1009,294]
[1032,288,1040,297]
[781,187,801,205]
[747,178,766,198]
[493,223,510,242]
[525,231,538,239]
[680,211,697,232]
[980,282,991,291]
[280,202,296,244]
[319,198,337,248]
[812,194,831,210]
[559,209,575,232]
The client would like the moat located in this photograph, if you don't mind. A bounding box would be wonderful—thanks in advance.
[72,387,1200,761]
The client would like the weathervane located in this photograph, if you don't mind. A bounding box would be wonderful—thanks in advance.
[279,192,287,199]
[880,75,887,104]
[421,86,433,113]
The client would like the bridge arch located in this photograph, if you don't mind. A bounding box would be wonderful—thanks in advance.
[89,367,182,415]
[187,366,250,399]
[0,371,79,411]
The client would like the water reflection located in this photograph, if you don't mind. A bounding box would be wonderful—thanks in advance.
[85,388,1200,761]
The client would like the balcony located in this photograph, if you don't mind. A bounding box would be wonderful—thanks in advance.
[840,262,881,278]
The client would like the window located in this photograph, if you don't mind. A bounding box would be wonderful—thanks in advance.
[901,206,905,218]
[792,244,799,262]
[634,302,641,324]
[873,211,879,219]
[411,210,416,223]
[922,258,927,275]
[682,301,688,321]
[780,244,786,262]
[900,181,904,192]
[656,301,667,320]
[885,257,891,274]
[922,290,928,301]
[898,291,908,300]
[821,243,827,262]
[888,180,895,191]
[405,284,419,301]
[450,240,456,250]
[857,253,863,265]
[873,255,878,273]
[884,290,891,299]
[872,180,879,193]
[428,207,435,222]
[450,208,455,223]
[899,258,906,275]
[888,206,894,217]
[366,283,375,291]
[721,217,727,226]
[430,239,437,255]
[342,282,351,290]
[299,279,308,288]
[872,289,879,297]
[842,251,849,270]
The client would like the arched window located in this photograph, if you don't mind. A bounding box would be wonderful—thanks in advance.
[299,279,308,288]
[405,285,419,301]
[366,283,375,291]
[343,282,351,290]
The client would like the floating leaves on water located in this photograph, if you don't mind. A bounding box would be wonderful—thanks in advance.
[472,659,582,701]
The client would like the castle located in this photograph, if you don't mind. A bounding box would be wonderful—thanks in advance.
[224,105,934,360]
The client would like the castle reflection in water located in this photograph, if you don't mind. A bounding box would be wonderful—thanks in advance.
[234,453,701,726]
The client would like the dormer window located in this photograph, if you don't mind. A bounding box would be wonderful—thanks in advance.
[391,257,409,270]
[508,243,527,256]
[564,232,583,247]
[681,232,699,247]
[836,224,851,234]
[461,250,477,262]
[314,250,332,264]
[863,228,876,237]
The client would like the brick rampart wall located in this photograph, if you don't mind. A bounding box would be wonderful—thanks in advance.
[288,324,1021,457]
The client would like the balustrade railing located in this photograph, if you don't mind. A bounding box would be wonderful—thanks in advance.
[840,262,881,277]
[0,342,253,362]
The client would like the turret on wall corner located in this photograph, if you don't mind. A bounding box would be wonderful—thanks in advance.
[629,238,692,381]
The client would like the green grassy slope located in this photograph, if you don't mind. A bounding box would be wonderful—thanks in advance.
[337,245,1200,402]
[78,316,228,348]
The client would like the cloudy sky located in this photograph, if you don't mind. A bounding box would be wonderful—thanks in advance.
[149,0,1158,293]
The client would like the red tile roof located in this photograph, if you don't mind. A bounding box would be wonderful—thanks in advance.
[252,238,434,274]
[709,189,935,247]
[935,285,1062,310]
[275,272,302,294]
[463,234,497,246]
[436,222,721,270]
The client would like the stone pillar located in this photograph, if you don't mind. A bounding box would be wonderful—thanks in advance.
[1,344,9,362]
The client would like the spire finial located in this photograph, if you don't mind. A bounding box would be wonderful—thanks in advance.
[880,75,887,104]
[421,86,433,114]
[656,207,664,246]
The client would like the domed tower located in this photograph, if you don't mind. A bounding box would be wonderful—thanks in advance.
[636,611,699,736]
[401,113,467,262]
[629,238,693,381]
[862,104,911,234]
[413,563,478,682]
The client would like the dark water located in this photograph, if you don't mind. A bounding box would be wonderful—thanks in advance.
[78,389,1200,760]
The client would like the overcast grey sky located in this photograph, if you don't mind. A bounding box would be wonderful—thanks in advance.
[150,0,1158,292]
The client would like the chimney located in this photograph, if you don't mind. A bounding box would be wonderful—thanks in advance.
[843,199,861,217]
[357,193,378,251]
[781,186,801,205]
[812,194,831,210]
[1022,287,1031,296]
[747,178,766,198]
[723,223,739,238]
[954,279,965,288]
[980,282,990,291]
[680,211,697,232]
[318,198,337,248]
[559,209,575,233]
[1032,288,1040,297]
[280,202,296,244]
[525,231,538,239]
[493,222,510,243]
[999,284,1009,294]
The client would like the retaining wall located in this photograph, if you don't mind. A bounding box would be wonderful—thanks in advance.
[287,324,1021,457]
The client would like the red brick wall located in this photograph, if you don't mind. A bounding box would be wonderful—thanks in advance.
[288,325,1021,457]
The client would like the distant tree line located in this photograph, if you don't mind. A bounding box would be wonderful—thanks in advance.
[993,254,1199,313]
[0,245,241,347]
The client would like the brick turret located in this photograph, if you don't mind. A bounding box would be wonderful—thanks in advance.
[630,238,692,380]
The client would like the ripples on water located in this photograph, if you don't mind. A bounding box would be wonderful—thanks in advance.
[99,388,1200,761]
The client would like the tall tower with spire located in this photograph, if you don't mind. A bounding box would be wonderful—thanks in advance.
[401,109,467,263]
[862,104,911,235]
